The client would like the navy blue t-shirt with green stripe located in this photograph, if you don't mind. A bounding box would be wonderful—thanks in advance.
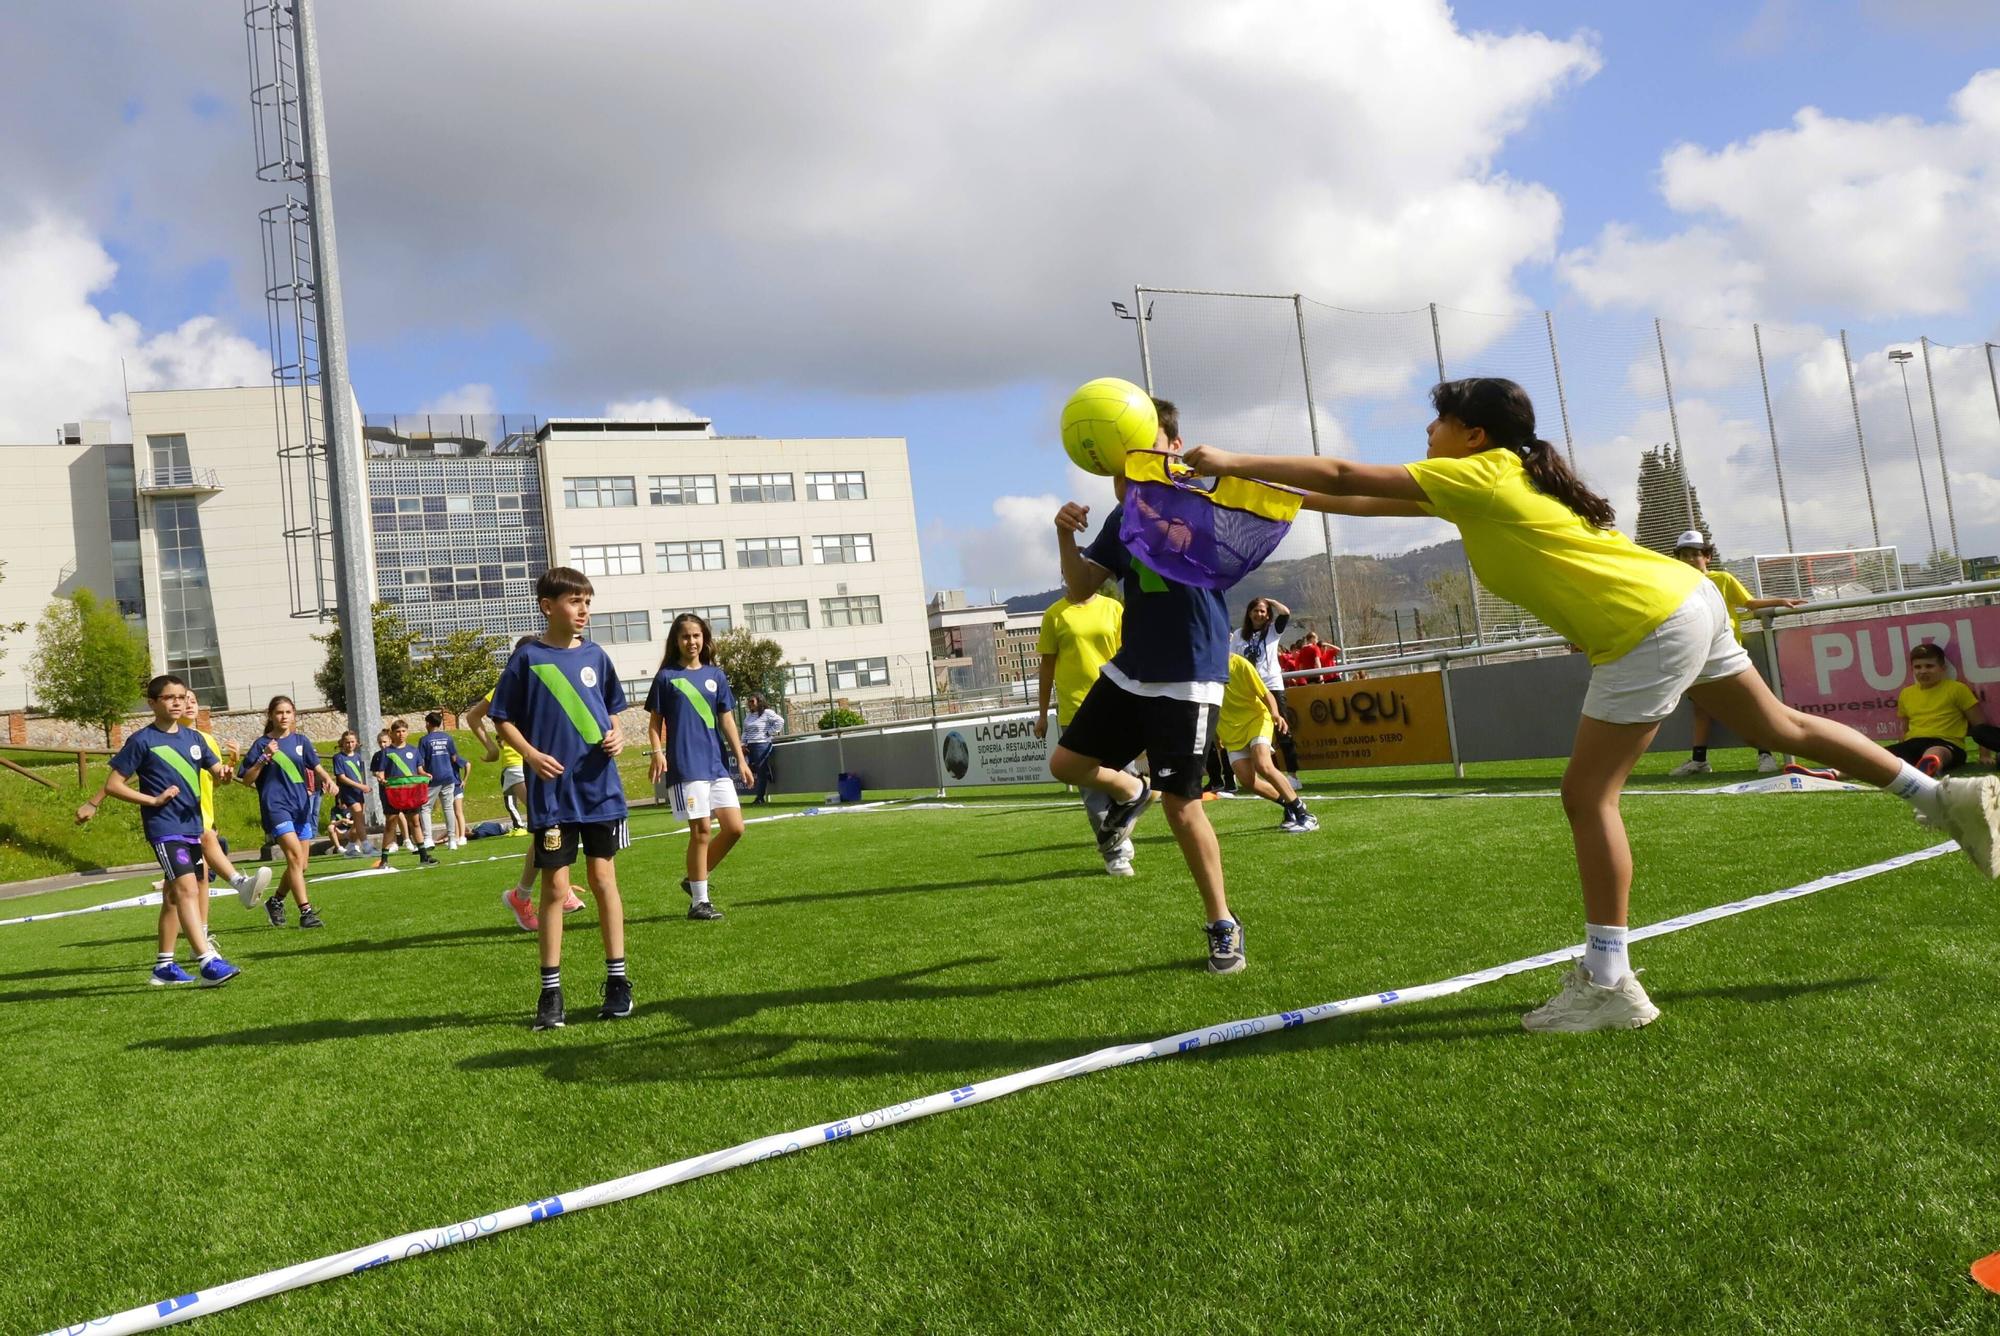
[332,751,367,795]
[110,723,219,842]
[643,664,735,784]
[371,744,425,785]
[488,639,629,828]
[243,731,320,819]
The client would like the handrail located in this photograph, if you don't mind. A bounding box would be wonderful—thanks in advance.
[1757,576,2000,620]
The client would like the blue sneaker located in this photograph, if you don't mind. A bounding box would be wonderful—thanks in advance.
[150,962,196,987]
[198,956,241,987]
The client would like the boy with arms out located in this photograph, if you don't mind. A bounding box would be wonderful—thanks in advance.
[105,675,241,987]
[1048,397,1248,973]
[488,566,634,1030]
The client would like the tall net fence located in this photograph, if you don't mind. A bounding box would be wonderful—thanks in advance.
[1134,288,2000,649]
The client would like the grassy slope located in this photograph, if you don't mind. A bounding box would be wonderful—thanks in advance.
[4,753,1998,1333]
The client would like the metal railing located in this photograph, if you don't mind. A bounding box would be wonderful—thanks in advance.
[137,467,223,493]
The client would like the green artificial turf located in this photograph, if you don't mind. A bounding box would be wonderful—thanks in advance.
[4,752,1998,1333]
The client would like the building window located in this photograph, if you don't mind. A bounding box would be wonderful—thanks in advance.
[812,533,874,564]
[620,677,655,701]
[669,605,732,635]
[828,656,891,690]
[568,543,643,577]
[585,610,651,644]
[657,539,725,573]
[745,599,810,632]
[649,474,717,506]
[806,470,867,501]
[784,663,817,696]
[152,496,226,699]
[820,594,883,626]
[729,472,794,503]
[735,536,802,568]
[563,475,637,508]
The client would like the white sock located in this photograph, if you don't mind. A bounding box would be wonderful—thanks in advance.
[690,879,710,905]
[1583,923,1629,986]
[197,949,219,965]
[1884,763,1944,819]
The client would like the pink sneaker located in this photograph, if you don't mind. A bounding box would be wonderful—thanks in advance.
[501,887,539,932]
[562,890,585,914]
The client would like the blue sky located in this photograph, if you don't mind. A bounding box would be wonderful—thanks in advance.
[4,0,1998,594]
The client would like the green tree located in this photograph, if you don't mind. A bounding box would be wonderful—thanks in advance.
[1632,444,1715,556]
[1422,567,1476,645]
[412,627,505,714]
[314,602,423,715]
[0,559,25,668]
[818,706,866,730]
[29,589,151,744]
[711,626,789,709]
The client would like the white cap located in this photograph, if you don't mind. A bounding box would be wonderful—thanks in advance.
[1673,529,1710,551]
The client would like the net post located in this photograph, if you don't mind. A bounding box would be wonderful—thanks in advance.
[1840,330,1883,548]
[1753,323,1796,553]
[1292,294,1344,648]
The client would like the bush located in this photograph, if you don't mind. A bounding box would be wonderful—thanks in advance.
[817,706,866,731]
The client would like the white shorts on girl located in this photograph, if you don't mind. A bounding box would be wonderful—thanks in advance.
[1582,580,1755,725]
[1226,734,1273,766]
[663,776,741,822]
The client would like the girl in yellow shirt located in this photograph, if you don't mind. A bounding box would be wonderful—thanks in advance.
[1188,376,2000,1033]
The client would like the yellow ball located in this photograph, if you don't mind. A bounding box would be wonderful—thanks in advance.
[1059,377,1158,477]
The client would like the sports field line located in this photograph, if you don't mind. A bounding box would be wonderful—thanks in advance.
[43,839,1958,1335]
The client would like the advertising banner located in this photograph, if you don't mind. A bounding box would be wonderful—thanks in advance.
[1287,672,1453,769]
[934,710,1056,786]
[1775,606,2000,741]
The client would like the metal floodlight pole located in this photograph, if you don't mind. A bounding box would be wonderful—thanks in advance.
[1544,311,1578,469]
[1839,330,1883,547]
[1888,349,1941,564]
[1292,294,1344,648]
[1918,337,1962,565]
[1752,324,1796,552]
[291,0,380,748]
[1433,304,1484,645]
[1654,318,1695,533]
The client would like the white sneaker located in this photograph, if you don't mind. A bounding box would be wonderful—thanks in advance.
[385,841,402,854]
[1103,859,1135,877]
[1116,838,1134,861]
[1932,774,2000,877]
[233,867,272,909]
[1522,965,1660,1033]
[1756,753,1779,774]
[1669,758,1712,777]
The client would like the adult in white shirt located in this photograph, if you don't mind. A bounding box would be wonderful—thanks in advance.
[740,694,785,804]
[1231,597,1299,778]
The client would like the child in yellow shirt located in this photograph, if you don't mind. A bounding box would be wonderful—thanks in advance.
[1892,642,1997,776]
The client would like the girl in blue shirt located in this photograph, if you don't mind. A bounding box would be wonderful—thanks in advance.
[240,695,337,929]
[329,730,371,856]
[646,613,753,921]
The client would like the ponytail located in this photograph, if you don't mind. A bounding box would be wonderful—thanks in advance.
[1431,379,1615,529]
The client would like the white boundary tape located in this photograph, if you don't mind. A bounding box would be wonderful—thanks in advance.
[41,839,1958,1335]
[0,885,233,928]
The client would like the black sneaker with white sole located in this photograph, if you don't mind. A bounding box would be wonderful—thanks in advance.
[1205,919,1246,974]
[264,895,286,928]
[687,901,724,921]
[298,906,324,929]
[1095,777,1154,857]
[600,976,634,1019]
[533,986,566,1031]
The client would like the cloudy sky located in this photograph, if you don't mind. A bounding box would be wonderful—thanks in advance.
[3,0,1999,595]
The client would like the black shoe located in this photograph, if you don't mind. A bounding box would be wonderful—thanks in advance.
[680,877,693,900]
[418,847,439,866]
[1096,777,1154,856]
[298,906,324,929]
[533,986,565,1031]
[264,895,286,928]
[599,976,633,1019]
[687,900,724,921]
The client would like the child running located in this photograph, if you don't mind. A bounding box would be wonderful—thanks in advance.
[488,566,634,1030]
[240,695,336,929]
[645,612,752,921]
[372,719,439,869]
[1218,652,1317,833]
[104,674,241,987]
[1186,376,2000,1031]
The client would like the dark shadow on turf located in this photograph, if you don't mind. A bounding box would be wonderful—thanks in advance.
[735,866,1103,910]
[0,962,134,982]
[242,923,526,959]
[0,981,159,1003]
[129,1012,521,1050]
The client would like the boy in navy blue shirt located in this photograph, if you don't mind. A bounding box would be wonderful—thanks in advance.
[489,566,633,1030]
[371,719,439,869]
[645,612,754,921]
[106,674,242,987]
[419,710,470,849]
[1048,397,1245,974]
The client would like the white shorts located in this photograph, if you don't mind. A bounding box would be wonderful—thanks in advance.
[1582,581,1755,725]
[1225,736,1272,766]
[662,776,741,822]
[500,765,526,791]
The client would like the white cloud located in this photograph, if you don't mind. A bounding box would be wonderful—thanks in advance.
[1560,70,2000,322]
[0,213,265,441]
[415,382,498,416]
[604,394,701,421]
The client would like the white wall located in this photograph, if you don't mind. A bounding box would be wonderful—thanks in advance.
[0,439,119,710]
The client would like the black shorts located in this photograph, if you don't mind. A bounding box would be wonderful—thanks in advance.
[150,836,207,885]
[1888,737,1967,771]
[531,819,630,869]
[1059,675,1218,802]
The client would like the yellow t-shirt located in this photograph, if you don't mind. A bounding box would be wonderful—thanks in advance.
[1405,450,1700,664]
[1217,654,1274,751]
[1037,595,1122,726]
[197,728,221,833]
[1706,569,1755,643]
[1898,678,1978,741]
[485,688,524,768]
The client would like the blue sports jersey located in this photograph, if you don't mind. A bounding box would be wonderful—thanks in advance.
[243,731,320,818]
[372,743,425,784]
[332,751,368,795]
[643,664,735,784]
[419,729,465,785]
[1084,503,1230,685]
[111,723,217,842]
[488,639,629,828]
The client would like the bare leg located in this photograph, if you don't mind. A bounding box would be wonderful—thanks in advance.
[201,829,240,882]
[1250,749,1297,804]
[1560,716,1660,927]
[587,855,624,960]
[167,874,213,956]
[1159,793,1230,923]
[538,865,570,968]
[1687,670,1900,785]
[1050,746,1142,802]
[277,831,310,907]
[705,806,745,873]
[685,818,712,883]
[1231,757,1285,803]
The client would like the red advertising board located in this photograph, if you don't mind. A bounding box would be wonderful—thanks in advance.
[1774,605,2000,741]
